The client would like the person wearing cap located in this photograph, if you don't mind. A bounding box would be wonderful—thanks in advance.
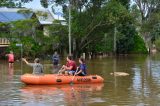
[22,58,44,75]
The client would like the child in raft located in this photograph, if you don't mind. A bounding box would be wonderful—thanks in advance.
[75,57,87,76]
[22,58,44,75]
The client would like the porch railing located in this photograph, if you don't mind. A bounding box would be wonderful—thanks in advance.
[0,38,10,46]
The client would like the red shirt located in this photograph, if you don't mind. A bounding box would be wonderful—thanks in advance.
[66,60,77,71]
[8,54,14,62]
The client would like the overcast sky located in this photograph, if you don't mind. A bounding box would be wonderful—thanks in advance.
[24,0,64,20]
[24,0,45,9]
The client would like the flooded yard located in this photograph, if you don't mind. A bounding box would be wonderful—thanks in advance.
[0,54,160,105]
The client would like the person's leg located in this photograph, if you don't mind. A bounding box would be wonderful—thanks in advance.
[9,63,11,68]
[11,63,14,67]
[9,62,13,68]
[65,71,69,75]
[77,73,84,76]
[77,72,86,76]
[59,67,66,74]
[68,70,75,76]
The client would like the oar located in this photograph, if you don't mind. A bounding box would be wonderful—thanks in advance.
[70,68,79,85]
[57,65,66,74]
[55,67,64,81]
[57,66,64,74]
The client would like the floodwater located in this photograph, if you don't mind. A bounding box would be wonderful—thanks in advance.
[0,54,160,106]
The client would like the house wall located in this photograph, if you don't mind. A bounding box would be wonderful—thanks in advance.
[43,25,49,36]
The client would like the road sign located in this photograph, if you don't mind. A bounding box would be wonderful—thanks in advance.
[16,44,22,46]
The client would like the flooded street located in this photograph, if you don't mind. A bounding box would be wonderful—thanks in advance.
[0,54,160,106]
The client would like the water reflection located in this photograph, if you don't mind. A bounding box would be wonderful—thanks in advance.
[20,84,104,106]
[8,67,14,80]
[0,60,7,81]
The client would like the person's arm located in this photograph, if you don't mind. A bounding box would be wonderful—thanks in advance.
[75,65,85,75]
[52,54,55,60]
[75,69,82,75]
[63,62,72,70]
[65,66,73,70]
[22,58,29,64]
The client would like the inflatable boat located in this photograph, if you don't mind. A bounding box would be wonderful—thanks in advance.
[21,74,104,85]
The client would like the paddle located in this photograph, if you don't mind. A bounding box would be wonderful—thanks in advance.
[70,68,79,85]
[57,65,65,74]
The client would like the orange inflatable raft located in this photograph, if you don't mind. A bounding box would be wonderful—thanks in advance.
[21,74,104,85]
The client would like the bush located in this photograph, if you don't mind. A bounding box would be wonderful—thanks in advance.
[130,35,148,54]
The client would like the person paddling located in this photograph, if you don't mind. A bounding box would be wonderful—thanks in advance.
[59,55,77,75]
[75,57,87,76]
[22,58,44,75]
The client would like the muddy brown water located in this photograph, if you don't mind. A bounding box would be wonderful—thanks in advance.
[0,54,160,106]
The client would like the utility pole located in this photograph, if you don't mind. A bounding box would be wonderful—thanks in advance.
[113,26,117,54]
[68,3,71,55]
[105,33,107,50]
[16,43,23,74]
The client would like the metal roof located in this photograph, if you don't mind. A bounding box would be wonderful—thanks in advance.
[33,9,54,25]
[0,8,64,25]
[0,12,33,22]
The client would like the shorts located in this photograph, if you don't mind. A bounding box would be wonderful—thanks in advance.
[53,62,58,65]
[9,61,14,63]
[77,72,86,76]
[68,70,76,75]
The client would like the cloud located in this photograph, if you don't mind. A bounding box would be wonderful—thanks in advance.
[24,0,44,9]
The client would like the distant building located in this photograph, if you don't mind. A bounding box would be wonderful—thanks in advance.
[0,8,33,22]
[33,9,55,36]
[0,7,65,56]
[0,7,57,36]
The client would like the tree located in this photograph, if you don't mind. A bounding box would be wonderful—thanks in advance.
[133,0,160,22]
[48,20,68,53]
[116,0,130,9]
[38,0,144,55]
[132,0,160,49]
[0,0,33,8]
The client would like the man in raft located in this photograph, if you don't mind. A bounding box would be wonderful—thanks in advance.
[59,55,77,75]
[22,58,44,75]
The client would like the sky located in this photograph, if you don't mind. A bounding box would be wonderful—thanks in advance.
[24,0,64,20]
[24,0,45,9]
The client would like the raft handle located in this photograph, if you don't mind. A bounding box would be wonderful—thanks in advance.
[56,79,62,82]
[92,76,97,79]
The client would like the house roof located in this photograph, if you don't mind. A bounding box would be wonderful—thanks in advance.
[33,9,54,25]
[0,7,65,25]
[0,8,33,22]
